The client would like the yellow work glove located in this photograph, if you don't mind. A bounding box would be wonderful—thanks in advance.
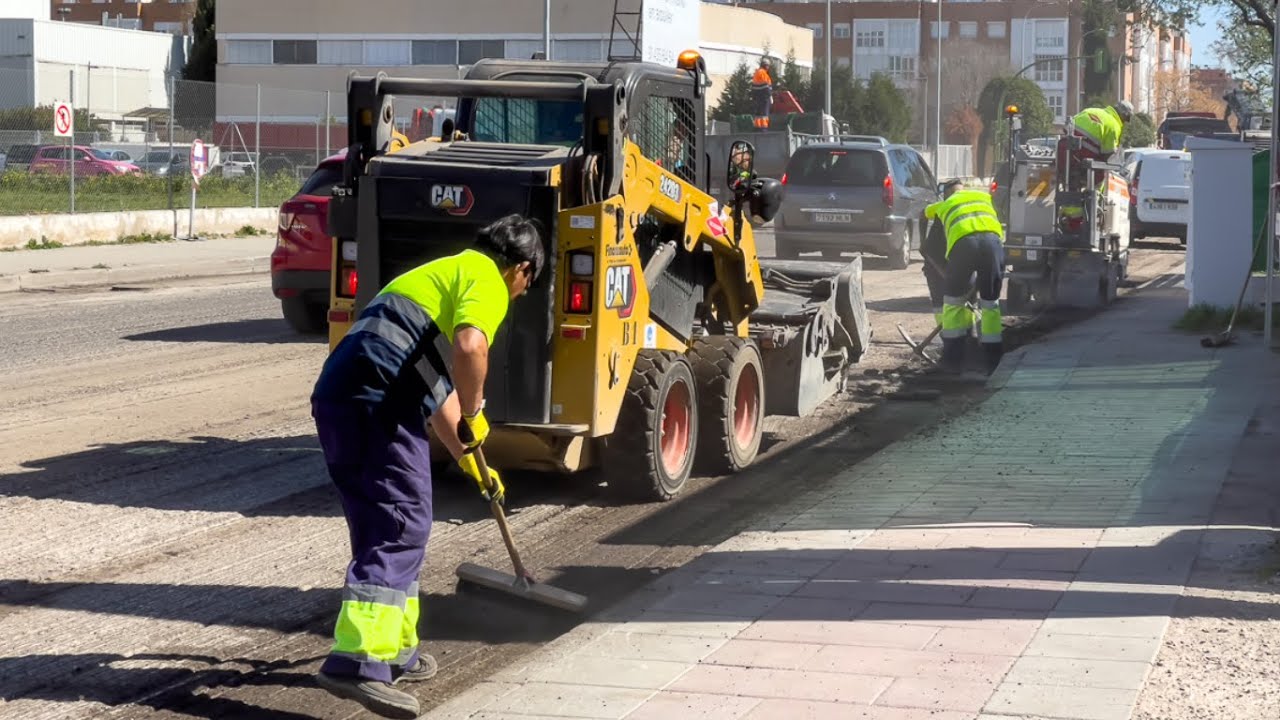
[456,408,490,451]
[458,453,505,505]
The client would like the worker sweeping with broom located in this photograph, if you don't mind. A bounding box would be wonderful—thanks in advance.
[309,214,545,719]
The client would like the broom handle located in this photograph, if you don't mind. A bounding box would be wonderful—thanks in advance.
[472,447,531,580]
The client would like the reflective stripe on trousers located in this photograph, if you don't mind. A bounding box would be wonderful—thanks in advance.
[940,294,975,339]
[978,297,1003,344]
[329,581,421,667]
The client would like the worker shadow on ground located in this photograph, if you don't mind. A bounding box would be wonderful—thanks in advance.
[122,318,327,344]
[0,652,326,720]
[1129,238,1186,253]
[866,295,936,314]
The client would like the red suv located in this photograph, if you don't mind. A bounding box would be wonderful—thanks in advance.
[272,152,344,334]
[29,145,141,175]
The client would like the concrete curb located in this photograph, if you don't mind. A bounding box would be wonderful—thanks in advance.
[0,255,272,293]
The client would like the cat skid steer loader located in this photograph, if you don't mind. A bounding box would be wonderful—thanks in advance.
[325,52,871,501]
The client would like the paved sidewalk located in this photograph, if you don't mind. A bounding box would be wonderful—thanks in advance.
[0,235,273,293]
[428,274,1280,720]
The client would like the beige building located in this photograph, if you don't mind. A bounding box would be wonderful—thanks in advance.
[216,0,813,126]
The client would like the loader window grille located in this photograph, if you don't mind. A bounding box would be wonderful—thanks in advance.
[472,98,584,146]
[633,95,697,183]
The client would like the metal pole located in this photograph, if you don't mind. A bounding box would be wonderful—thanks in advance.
[255,84,261,208]
[544,0,552,59]
[168,75,175,237]
[69,69,75,214]
[1266,0,1278,348]
[189,181,196,239]
[325,90,331,157]
[825,0,831,116]
[935,0,941,156]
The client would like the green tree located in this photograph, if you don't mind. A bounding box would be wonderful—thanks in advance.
[803,60,861,126]
[780,49,809,101]
[0,105,101,133]
[861,74,912,143]
[978,76,1053,171]
[183,0,216,82]
[1122,111,1157,147]
[1081,0,1119,101]
[710,62,754,122]
[1214,22,1272,99]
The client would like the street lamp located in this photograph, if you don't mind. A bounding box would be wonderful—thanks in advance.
[825,0,832,119]
[935,0,941,156]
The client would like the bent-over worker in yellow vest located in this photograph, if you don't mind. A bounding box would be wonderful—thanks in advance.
[309,215,545,719]
[924,180,1006,375]
[1060,100,1131,191]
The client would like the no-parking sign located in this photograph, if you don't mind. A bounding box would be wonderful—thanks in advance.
[190,139,208,185]
[54,102,73,138]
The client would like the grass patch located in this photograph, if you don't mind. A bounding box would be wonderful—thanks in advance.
[237,224,267,236]
[99,232,175,246]
[0,171,299,216]
[24,237,62,250]
[1176,303,1280,332]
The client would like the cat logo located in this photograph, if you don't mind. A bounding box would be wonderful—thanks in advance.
[429,184,474,216]
[604,264,636,318]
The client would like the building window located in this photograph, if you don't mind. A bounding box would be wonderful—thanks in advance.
[1045,91,1065,122]
[1034,54,1065,84]
[987,21,1006,39]
[153,21,185,34]
[835,56,851,69]
[554,39,605,62]
[888,55,916,82]
[226,40,272,65]
[459,39,506,65]
[930,22,949,40]
[856,29,885,48]
[320,40,364,65]
[959,22,977,39]
[807,23,823,39]
[833,23,851,39]
[363,40,411,66]
[412,40,458,65]
[273,40,317,65]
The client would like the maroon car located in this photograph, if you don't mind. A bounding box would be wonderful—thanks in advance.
[29,145,141,175]
[272,152,344,334]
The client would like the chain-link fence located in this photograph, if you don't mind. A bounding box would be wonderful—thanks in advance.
[0,67,380,217]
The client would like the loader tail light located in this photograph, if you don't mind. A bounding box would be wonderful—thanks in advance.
[337,266,357,298]
[882,174,895,207]
[567,281,592,313]
[990,180,998,195]
[781,172,788,185]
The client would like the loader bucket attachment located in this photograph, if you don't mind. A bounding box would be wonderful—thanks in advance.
[749,257,871,417]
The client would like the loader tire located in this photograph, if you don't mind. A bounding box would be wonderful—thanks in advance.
[604,351,698,502]
[690,337,764,476]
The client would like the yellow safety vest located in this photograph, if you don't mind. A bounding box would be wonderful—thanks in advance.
[1071,106,1124,154]
[925,190,1004,256]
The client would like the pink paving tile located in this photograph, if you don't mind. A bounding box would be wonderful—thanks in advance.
[743,699,978,720]
[857,601,1044,629]
[705,639,825,670]
[795,579,975,606]
[875,676,1000,713]
[924,625,1040,657]
[623,691,761,720]
[999,549,1091,573]
[803,646,1015,684]
[669,664,893,705]
[759,595,870,622]
[815,559,914,581]
[741,620,941,650]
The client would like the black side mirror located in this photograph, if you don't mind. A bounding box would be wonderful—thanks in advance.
[440,118,455,140]
[727,140,755,191]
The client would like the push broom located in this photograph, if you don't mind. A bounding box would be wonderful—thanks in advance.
[454,447,588,613]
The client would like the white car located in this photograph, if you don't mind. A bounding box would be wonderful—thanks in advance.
[221,152,257,178]
[1128,149,1190,245]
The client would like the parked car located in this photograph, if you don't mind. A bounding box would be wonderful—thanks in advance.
[1128,149,1190,245]
[222,152,258,177]
[29,145,141,176]
[775,137,938,269]
[136,150,192,176]
[272,152,344,334]
[5,144,39,169]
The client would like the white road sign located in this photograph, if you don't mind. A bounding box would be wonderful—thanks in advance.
[190,139,208,184]
[641,0,701,67]
[54,101,73,138]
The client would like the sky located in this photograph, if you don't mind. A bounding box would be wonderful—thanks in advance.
[1187,5,1228,68]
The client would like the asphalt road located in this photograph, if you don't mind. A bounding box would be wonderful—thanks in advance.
[0,238,1189,719]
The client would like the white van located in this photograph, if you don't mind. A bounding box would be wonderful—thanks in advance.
[1129,150,1190,245]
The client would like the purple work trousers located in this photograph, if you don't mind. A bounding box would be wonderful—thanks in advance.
[313,399,433,683]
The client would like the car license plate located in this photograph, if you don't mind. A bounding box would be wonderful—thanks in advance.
[813,212,852,224]
[1149,201,1178,211]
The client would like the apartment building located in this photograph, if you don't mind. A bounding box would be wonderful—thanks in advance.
[746,0,1191,127]
[49,0,197,34]
[216,0,813,123]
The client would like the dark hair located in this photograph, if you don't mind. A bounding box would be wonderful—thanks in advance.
[475,214,546,282]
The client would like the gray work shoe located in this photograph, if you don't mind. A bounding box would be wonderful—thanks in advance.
[316,672,420,719]
[393,654,438,685]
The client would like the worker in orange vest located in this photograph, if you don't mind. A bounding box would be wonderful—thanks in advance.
[750,58,773,130]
